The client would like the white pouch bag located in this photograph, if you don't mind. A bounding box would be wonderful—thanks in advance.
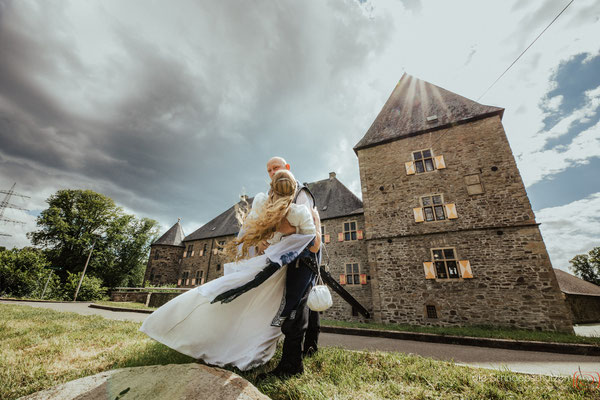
[308,267,332,312]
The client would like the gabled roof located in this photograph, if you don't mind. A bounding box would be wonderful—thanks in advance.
[306,173,363,220]
[184,197,255,242]
[153,219,185,247]
[554,268,600,297]
[182,173,363,242]
[354,73,504,153]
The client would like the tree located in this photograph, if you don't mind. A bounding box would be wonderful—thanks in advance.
[569,246,600,286]
[0,247,56,298]
[27,189,159,288]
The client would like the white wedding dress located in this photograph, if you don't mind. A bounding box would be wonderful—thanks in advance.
[139,193,316,371]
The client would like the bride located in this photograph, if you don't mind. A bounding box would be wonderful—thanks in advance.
[139,169,318,371]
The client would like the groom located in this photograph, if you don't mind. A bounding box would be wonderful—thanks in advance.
[259,156,322,378]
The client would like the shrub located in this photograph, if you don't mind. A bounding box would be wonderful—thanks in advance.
[61,271,108,301]
[0,247,53,298]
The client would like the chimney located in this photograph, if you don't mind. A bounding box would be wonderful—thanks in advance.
[329,172,336,179]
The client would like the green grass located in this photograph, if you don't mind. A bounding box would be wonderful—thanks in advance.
[93,300,157,310]
[321,319,600,346]
[1,304,598,400]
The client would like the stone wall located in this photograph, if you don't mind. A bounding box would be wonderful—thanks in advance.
[177,236,232,288]
[357,115,574,333]
[357,116,536,240]
[144,245,184,286]
[110,291,150,305]
[320,214,372,322]
[148,292,183,308]
[366,226,573,333]
[565,294,600,324]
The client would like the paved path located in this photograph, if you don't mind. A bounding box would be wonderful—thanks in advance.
[3,300,599,378]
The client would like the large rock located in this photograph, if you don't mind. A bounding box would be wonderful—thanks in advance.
[20,363,269,400]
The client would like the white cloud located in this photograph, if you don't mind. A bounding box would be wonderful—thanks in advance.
[518,87,600,185]
[1,0,600,256]
[536,192,600,271]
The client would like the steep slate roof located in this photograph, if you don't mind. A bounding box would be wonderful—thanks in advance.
[554,268,600,297]
[183,173,363,242]
[354,73,504,153]
[306,173,363,220]
[153,219,185,247]
[184,197,255,242]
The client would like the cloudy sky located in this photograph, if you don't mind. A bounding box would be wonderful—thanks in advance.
[1,0,599,272]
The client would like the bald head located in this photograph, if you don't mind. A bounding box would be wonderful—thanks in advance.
[267,156,290,178]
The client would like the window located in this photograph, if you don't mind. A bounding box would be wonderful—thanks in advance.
[182,271,190,280]
[413,149,435,173]
[217,240,225,252]
[431,248,460,279]
[216,263,221,271]
[426,305,438,319]
[203,243,207,254]
[154,250,159,260]
[321,225,325,242]
[345,263,360,285]
[343,221,357,241]
[422,195,445,221]
[195,270,203,284]
[185,244,193,257]
[414,195,457,223]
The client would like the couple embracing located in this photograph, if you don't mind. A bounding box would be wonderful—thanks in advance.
[140,156,322,378]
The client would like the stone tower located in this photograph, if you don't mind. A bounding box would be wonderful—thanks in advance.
[353,73,574,333]
[144,219,185,286]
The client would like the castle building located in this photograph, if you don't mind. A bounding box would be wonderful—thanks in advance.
[145,73,575,333]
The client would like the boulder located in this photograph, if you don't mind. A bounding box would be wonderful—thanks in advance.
[19,363,269,400]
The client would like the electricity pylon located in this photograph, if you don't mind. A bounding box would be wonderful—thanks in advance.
[0,182,30,237]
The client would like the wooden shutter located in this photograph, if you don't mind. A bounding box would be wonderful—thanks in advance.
[191,251,195,257]
[357,230,364,240]
[405,161,416,175]
[434,155,446,169]
[191,278,196,285]
[413,208,424,223]
[177,279,182,286]
[423,262,435,279]
[338,232,344,242]
[459,260,473,278]
[185,279,189,285]
[340,274,347,285]
[183,251,187,258]
[445,203,458,219]
[360,274,367,285]
[324,234,330,244]
[199,250,204,257]
[213,248,218,255]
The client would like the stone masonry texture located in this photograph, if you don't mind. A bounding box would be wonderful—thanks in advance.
[357,115,574,333]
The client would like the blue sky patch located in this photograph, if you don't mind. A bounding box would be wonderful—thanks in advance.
[527,156,600,211]
[540,52,600,135]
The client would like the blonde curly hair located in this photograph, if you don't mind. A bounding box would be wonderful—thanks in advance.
[223,169,297,262]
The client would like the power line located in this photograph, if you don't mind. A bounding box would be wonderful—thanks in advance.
[477,0,575,101]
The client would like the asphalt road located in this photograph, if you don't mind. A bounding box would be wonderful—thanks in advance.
[3,300,599,378]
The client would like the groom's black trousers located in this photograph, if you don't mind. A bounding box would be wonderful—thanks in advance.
[279,258,320,371]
